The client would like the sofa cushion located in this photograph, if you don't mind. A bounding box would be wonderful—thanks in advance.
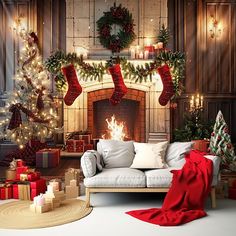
[145,155,219,187]
[145,168,175,187]
[130,141,168,169]
[84,168,146,187]
[81,150,103,178]
[165,142,193,167]
[97,139,135,168]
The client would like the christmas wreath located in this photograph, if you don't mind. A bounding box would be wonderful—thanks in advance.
[97,3,136,53]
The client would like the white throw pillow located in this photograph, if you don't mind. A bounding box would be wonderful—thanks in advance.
[165,142,193,167]
[130,141,168,169]
[98,139,135,168]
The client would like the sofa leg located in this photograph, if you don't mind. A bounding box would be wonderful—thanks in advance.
[210,187,216,208]
[85,188,90,208]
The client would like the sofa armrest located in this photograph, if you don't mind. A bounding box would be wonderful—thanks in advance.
[204,155,221,177]
[81,150,103,178]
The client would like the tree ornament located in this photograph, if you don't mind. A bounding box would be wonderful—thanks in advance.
[61,64,82,106]
[108,64,127,105]
[97,3,136,53]
[157,64,175,106]
[29,32,39,45]
[8,104,22,130]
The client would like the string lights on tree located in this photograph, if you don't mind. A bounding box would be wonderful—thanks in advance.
[0,20,62,149]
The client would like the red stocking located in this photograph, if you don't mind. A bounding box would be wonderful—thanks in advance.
[62,64,82,106]
[157,64,174,106]
[109,64,127,105]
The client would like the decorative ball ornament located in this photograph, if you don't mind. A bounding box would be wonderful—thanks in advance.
[97,3,136,53]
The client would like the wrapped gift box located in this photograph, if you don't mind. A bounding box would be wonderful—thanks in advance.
[192,140,210,152]
[12,183,30,200]
[16,166,28,175]
[73,134,91,144]
[16,159,25,167]
[30,178,47,200]
[84,144,94,152]
[49,179,62,191]
[66,140,84,152]
[65,168,80,186]
[65,185,79,199]
[30,202,52,213]
[0,185,13,200]
[20,171,41,182]
[36,149,60,168]
[5,169,16,180]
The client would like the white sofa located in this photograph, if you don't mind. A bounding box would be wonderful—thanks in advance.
[81,140,220,208]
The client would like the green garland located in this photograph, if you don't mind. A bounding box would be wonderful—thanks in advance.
[97,3,136,53]
[45,26,185,100]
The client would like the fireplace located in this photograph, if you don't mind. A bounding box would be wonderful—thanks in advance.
[88,88,146,142]
[63,64,170,143]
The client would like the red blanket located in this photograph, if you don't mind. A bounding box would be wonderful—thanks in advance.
[126,150,213,226]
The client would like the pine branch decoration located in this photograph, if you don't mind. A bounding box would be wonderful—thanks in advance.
[157,24,170,48]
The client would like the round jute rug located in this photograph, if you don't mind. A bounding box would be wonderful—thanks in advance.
[0,199,92,229]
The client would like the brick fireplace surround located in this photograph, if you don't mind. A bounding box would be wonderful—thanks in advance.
[64,73,170,143]
[88,88,146,142]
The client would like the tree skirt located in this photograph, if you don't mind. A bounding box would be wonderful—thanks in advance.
[0,199,92,229]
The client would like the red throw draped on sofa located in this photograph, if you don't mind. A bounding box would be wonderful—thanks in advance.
[126,150,213,226]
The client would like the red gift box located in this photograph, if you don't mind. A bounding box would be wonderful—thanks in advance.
[228,188,236,200]
[192,140,210,152]
[0,185,13,200]
[12,183,31,200]
[20,171,41,181]
[66,139,84,152]
[13,184,19,199]
[16,159,25,167]
[73,134,91,144]
[30,178,47,200]
[36,149,60,168]
[16,166,29,180]
[84,144,94,152]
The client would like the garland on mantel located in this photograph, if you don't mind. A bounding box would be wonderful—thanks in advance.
[45,27,185,99]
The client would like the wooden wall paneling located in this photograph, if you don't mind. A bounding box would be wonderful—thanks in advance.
[231,3,236,94]
[184,0,197,93]
[204,4,217,93]
[0,3,5,92]
[217,4,231,93]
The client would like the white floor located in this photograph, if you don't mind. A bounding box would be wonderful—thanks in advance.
[0,192,236,236]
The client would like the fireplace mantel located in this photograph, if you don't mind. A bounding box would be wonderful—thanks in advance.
[64,61,170,143]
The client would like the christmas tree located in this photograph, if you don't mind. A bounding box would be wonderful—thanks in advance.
[0,28,60,149]
[209,110,236,171]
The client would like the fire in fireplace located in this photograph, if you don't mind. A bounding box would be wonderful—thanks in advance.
[102,115,127,140]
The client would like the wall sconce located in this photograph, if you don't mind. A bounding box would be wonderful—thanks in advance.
[209,16,223,39]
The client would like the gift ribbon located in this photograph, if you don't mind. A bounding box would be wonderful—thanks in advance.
[42,152,49,168]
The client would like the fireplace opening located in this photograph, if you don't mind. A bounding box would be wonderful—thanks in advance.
[87,88,146,142]
[93,99,139,141]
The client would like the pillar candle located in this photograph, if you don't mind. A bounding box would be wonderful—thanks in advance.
[144,50,149,59]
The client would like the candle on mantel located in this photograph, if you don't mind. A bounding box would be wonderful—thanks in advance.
[139,51,144,59]
[144,50,149,59]
[130,46,136,59]
[135,45,140,59]
[156,42,164,49]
